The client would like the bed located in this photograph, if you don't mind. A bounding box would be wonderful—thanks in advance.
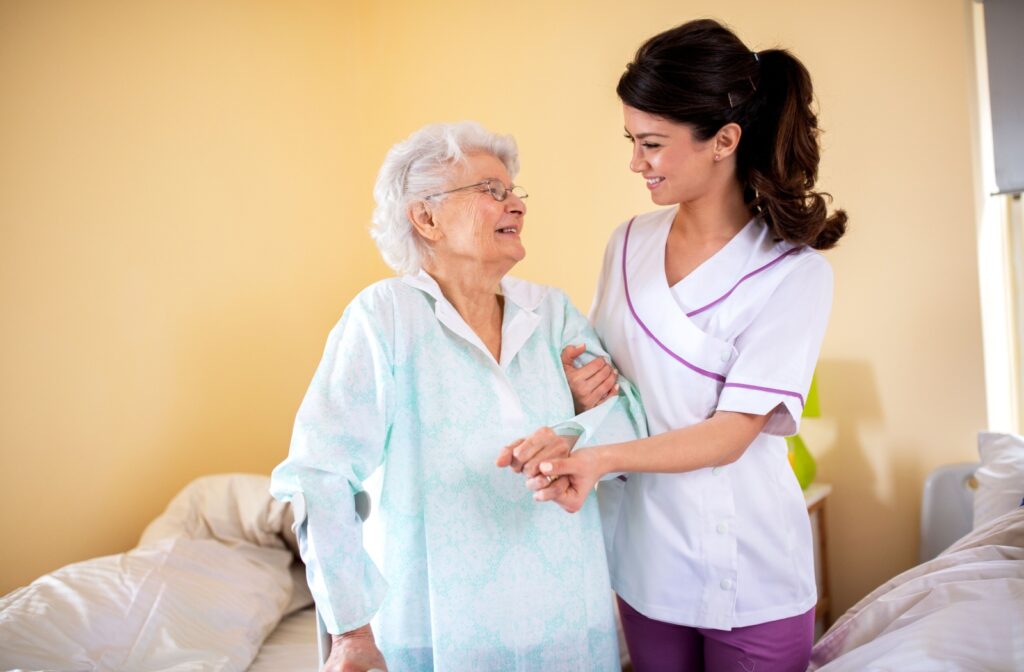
[2,432,1022,671]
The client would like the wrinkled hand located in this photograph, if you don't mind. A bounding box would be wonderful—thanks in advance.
[525,449,603,514]
[495,427,575,479]
[325,625,388,672]
[562,344,618,413]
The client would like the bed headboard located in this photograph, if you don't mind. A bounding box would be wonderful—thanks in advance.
[918,462,979,563]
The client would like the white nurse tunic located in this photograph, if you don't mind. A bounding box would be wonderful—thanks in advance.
[593,207,833,631]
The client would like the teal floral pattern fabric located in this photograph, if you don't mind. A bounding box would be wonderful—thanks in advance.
[270,272,646,671]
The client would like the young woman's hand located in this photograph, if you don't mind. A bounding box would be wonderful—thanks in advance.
[325,625,388,672]
[495,427,576,478]
[561,344,619,413]
[525,448,604,514]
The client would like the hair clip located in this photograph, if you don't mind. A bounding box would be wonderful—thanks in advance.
[753,51,760,62]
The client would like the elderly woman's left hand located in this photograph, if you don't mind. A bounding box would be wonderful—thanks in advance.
[495,427,577,479]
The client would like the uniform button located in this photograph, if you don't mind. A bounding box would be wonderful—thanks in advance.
[720,578,734,590]
[720,350,732,362]
[716,522,728,534]
[712,466,723,476]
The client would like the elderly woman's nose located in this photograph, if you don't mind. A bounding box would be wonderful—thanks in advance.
[506,193,526,215]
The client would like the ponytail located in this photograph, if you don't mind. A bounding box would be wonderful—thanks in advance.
[743,49,847,249]
[617,20,847,249]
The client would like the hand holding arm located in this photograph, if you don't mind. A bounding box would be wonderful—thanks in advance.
[561,344,619,413]
[530,410,772,513]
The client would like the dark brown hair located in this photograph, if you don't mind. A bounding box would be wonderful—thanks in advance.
[617,19,847,249]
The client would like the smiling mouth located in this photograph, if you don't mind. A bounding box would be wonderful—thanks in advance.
[496,226,520,234]
[645,177,665,187]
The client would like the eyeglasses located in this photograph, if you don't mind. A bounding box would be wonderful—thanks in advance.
[422,178,528,202]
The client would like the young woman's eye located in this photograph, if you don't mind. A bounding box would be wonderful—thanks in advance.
[641,142,661,149]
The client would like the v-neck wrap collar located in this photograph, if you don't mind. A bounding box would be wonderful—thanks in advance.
[621,209,805,384]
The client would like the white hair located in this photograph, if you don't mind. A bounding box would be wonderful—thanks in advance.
[370,121,520,275]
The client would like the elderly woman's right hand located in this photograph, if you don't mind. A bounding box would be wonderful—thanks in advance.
[325,626,388,672]
[562,344,618,413]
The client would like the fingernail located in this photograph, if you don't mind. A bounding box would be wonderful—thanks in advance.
[540,462,552,473]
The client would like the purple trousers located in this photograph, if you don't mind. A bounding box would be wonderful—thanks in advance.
[618,596,815,672]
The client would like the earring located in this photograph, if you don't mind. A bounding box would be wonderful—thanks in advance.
[714,154,721,162]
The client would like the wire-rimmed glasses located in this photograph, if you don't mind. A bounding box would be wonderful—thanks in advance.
[422,179,528,202]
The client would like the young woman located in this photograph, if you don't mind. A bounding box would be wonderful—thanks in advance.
[508,19,847,672]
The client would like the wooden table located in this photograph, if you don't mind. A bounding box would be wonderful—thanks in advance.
[804,482,833,636]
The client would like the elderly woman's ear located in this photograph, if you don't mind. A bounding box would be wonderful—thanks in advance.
[408,201,442,242]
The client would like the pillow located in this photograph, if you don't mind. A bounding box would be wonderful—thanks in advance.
[139,473,295,550]
[0,537,292,672]
[0,474,299,672]
[974,432,1024,529]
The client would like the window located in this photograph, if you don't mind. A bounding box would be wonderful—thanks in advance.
[973,0,1024,432]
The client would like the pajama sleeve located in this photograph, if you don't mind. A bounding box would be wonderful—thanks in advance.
[716,253,833,436]
[550,290,648,447]
[269,289,395,634]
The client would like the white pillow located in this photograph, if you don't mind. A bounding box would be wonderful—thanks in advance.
[974,432,1024,529]
[0,474,298,672]
[0,537,292,672]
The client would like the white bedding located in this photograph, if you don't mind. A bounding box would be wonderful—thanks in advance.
[0,474,314,672]
[810,506,1024,671]
[247,607,317,672]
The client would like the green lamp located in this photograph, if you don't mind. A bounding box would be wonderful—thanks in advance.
[786,374,819,490]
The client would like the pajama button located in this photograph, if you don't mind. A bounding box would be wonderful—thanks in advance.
[720,578,734,590]
[712,466,723,476]
[716,522,728,534]
[720,350,732,362]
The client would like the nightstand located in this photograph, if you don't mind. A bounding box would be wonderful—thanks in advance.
[804,482,832,638]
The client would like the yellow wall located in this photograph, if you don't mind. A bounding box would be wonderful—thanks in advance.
[1,0,986,619]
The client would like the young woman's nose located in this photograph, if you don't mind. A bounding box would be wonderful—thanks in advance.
[629,144,648,173]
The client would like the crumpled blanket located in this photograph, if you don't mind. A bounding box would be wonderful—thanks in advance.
[0,474,312,672]
[810,506,1024,671]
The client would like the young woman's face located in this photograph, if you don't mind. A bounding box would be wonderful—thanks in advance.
[623,105,717,207]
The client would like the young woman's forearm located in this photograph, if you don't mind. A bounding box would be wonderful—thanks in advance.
[595,410,771,475]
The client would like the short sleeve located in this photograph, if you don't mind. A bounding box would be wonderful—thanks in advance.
[550,289,648,447]
[716,254,833,436]
[269,290,395,634]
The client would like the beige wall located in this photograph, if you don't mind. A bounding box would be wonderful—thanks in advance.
[1,0,986,618]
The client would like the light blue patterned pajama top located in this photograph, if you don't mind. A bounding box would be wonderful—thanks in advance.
[270,270,646,671]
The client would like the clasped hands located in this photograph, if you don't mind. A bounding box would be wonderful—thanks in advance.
[494,345,617,514]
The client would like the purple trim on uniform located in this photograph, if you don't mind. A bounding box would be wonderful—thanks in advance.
[723,382,805,407]
[622,218,726,384]
[686,246,804,317]
[623,217,808,406]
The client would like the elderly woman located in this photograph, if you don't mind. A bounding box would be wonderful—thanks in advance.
[270,121,645,672]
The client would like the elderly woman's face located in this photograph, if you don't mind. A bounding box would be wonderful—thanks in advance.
[429,153,526,271]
